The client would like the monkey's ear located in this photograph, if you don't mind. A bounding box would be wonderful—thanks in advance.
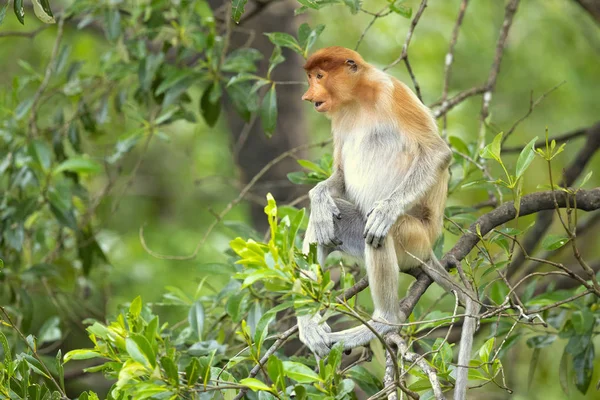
[345,59,358,72]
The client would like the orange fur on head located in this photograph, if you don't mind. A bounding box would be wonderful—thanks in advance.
[301,47,367,114]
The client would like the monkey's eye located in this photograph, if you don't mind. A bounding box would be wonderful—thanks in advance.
[316,73,323,79]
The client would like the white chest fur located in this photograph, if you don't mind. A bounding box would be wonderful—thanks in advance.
[339,124,407,214]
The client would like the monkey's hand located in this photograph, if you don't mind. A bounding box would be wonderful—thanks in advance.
[308,185,342,247]
[298,314,332,357]
[364,200,399,248]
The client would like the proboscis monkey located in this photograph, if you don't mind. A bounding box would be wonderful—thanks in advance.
[297,46,477,400]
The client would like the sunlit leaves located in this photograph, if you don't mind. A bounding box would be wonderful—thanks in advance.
[515,137,537,178]
[480,132,503,163]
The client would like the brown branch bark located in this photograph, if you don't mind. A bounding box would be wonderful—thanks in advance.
[573,0,600,23]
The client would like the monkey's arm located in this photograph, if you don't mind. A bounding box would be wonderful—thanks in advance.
[307,169,346,247]
[364,138,451,247]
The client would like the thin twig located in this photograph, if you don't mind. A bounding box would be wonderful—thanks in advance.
[478,0,521,147]
[384,0,428,71]
[440,0,470,137]
[501,81,565,145]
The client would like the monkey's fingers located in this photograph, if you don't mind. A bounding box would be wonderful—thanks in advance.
[325,196,342,219]
[316,224,342,247]
[365,216,388,248]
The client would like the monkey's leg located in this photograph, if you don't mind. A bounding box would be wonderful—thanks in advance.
[328,215,432,350]
[328,233,402,350]
[298,198,365,357]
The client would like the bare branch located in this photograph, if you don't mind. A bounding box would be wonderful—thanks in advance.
[478,0,521,146]
[384,0,428,71]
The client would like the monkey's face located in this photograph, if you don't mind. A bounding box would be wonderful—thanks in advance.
[302,70,334,113]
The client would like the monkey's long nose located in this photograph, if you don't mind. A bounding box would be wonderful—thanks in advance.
[302,91,312,102]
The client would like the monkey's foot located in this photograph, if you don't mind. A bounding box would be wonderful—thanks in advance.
[298,315,332,358]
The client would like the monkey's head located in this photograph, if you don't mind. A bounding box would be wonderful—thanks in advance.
[302,46,366,114]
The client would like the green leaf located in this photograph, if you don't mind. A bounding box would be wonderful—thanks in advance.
[516,137,538,178]
[580,171,593,188]
[0,331,11,367]
[296,0,319,10]
[105,8,121,41]
[267,46,285,78]
[32,0,55,24]
[63,349,103,363]
[226,291,249,322]
[342,0,360,14]
[189,301,205,341]
[526,334,557,348]
[200,83,221,127]
[38,316,61,344]
[29,140,52,172]
[231,0,248,23]
[222,48,262,73]
[13,0,24,24]
[573,344,594,394]
[240,377,273,392]
[267,355,285,391]
[528,348,540,390]
[226,82,259,122]
[479,338,495,364]
[480,132,503,162]
[160,356,179,385]
[388,0,412,18]
[298,24,324,58]
[126,334,156,369]
[47,188,77,230]
[0,2,8,26]
[260,84,278,137]
[54,157,102,175]
[559,348,570,395]
[129,296,142,320]
[265,32,303,54]
[15,97,34,120]
[186,358,201,386]
[282,361,322,383]
[541,234,570,250]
